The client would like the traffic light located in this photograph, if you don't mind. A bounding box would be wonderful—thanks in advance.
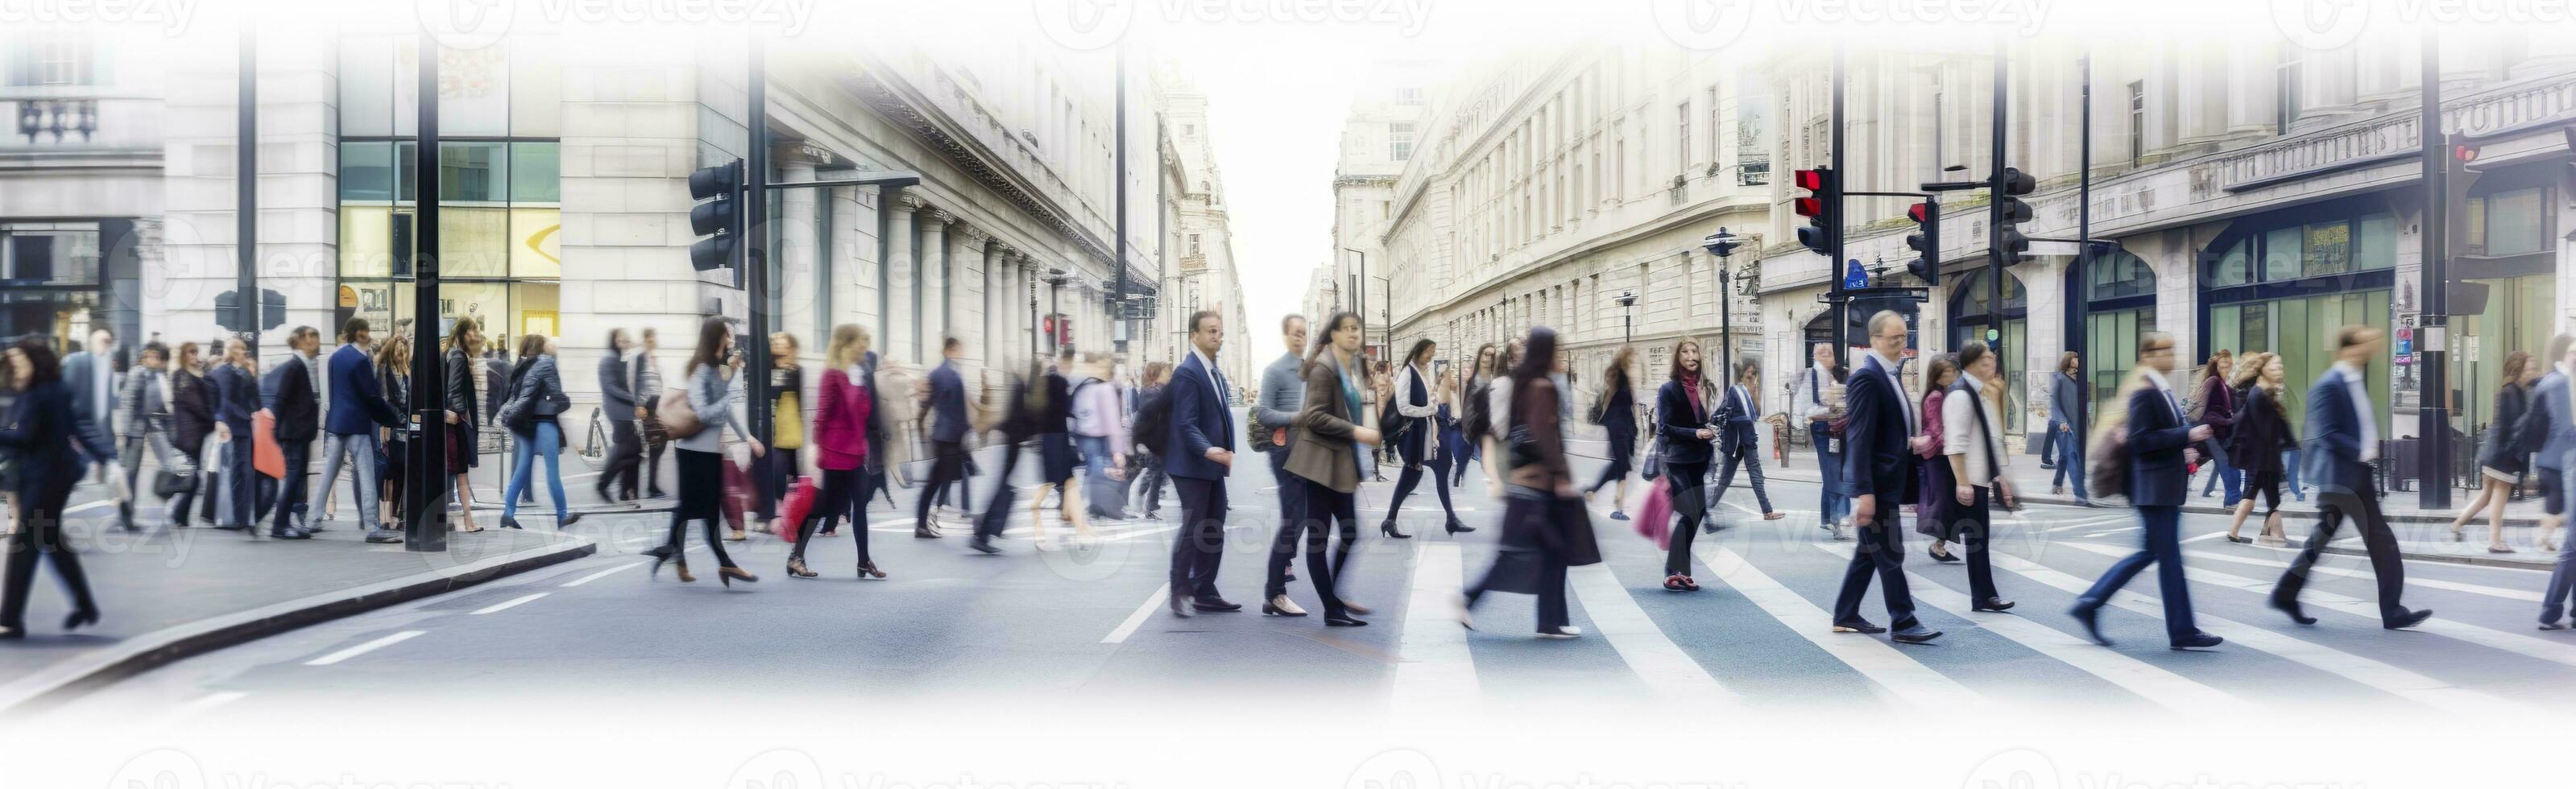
[2445,134,2483,246]
[1903,200,1939,283]
[1792,167,1838,256]
[688,159,744,273]
[214,288,286,333]
[1992,167,2034,266]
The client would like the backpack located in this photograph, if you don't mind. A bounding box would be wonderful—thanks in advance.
[1132,385,1175,456]
[2087,426,2127,500]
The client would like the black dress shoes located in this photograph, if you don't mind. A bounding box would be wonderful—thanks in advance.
[1168,594,1192,618]
[1972,598,2015,613]
[1830,618,1886,634]
[269,527,313,539]
[2384,609,2433,630]
[1192,597,1243,613]
[2170,631,2224,650]
[2070,604,2110,646]
[1325,615,1367,627]
[2269,594,2318,625]
[1928,547,1961,564]
[1890,625,1941,644]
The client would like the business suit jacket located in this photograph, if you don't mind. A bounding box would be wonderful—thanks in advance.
[62,350,115,452]
[263,354,321,443]
[2125,381,2195,506]
[2048,371,2081,429]
[2301,366,2374,495]
[1286,353,1363,493]
[172,367,214,456]
[2229,386,2292,477]
[926,360,969,444]
[2516,370,2574,472]
[1837,355,1917,501]
[1165,351,1236,481]
[210,363,259,429]
[598,351,636,419]
[0,381,118,498]
[1655,377,1717,465]
[1717,383,1762,454]
[324,344,400,436]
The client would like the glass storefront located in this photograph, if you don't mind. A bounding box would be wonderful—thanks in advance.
[2081,250,2158,421]
[2202,201,2400,436]
[0,221,107,352]
[1949,268,2028,433]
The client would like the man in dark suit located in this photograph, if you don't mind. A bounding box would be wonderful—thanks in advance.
[261,326,323,539]
[61,328,118,480]
[1710,359,1783,520]
[2071,333,2222,649]
[916,337,971,538]
[1830,311,1940,644]
[1166,310,1240,616]
[2272,325,2430,630]
[597,328,640,502]
[316,320,404,542]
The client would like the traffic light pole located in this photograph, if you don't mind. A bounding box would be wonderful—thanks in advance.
[1828,43,1848,364]
[2419,27,2451,510]
[405,25,448,552]
[236,25,258,353]
[1988,39,2009,379]
[745,34,772,452]
[2073,50,2094,459]
[1113,48,1129,356]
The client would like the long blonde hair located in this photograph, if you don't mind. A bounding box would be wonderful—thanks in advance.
[826,324,868,370]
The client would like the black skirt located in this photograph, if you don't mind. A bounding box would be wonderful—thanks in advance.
[1038,432,1077,485]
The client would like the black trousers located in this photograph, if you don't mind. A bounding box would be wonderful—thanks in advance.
[644,435,667,494]
[1384,454,1456,527]
[790,466,870,566]
[1264,448,1307,598]
[1171,476,1229,601]
[0,481,95,630]
[661,448,738,568]
[1298,479,1359,618]
[975,440,1022,541]
[916,440,965,528]
[1712,446,1775,514]
[268,442,311,531]
[169,443,203,527]
[1947,487,2001,602]
[756,447,800,521]
[603,418,642,498]
[2279,477,2408,623]
[934,452,976,511]
[1587,432,1634,494]
[1830,493,1919,629]
[1662,461,1711,576]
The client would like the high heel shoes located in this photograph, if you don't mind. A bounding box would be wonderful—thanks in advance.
[719,567,759,587]
[1444,519,1474,535]
[672,559,696,584]
[1380,521,1412,539]
[786,559,817,579]
[858,561,887,579]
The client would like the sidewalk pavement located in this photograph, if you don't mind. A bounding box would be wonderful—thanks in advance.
[0,497,596,713]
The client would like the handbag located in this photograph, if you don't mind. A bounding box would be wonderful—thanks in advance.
[776,475,818,539]
[154,465,197,499]
[656,387,703,439]
[1640,404,1667,480]
[1633,475,1675,550]
[581,410,608,460]
[252,410,286,479]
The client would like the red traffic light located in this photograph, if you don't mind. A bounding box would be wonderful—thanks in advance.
[1794,197,1824,217]
[1907,202,1930,223]
[1794,167,1830,192]
[2454,143,2479,163]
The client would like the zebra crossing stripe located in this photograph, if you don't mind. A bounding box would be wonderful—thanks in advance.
[1566,564,1743,709]
[1693,543,1983,709]
[1394,542,1479,713]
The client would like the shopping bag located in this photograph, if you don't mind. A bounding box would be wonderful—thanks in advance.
[252,410,286,479]
[1632,475,1675,551]
[776,476,818,540]
[719,456,749,532]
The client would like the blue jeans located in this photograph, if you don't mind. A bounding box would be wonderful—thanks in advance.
[2199,442,2243,506]
[1812,421,1847,524]
[2542,465,2576,624]
[2281,448,2306,501]
[2051,425,2089,501]
[503,421,568,520]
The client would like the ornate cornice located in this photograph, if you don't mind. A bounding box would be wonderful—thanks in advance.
[847,67,1116,270]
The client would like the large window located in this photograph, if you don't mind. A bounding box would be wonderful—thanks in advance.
[1949,268,2030,433]
[2465,188,2546,256]
[2080,250,2159,419]
[2205,213,2396,287]
[1389,122,1414,161]
[2208,291,2391,436]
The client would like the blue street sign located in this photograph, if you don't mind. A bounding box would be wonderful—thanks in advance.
[1843,258,1868,290]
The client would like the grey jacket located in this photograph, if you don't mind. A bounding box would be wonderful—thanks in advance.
[598,351,636,419]
[1256,352,1303,429]
[2521,368,2576,472]
[675,363,748,453]
[2048,371,2081,430]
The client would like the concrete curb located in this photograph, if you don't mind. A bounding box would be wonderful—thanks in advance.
[1755,469,2540,527]
[0,532,597,714]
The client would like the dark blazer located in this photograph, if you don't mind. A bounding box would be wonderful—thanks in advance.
[445,347,480,428]
[2125,381,2195,506]
[210,362,258,428]
[1837,355,1917,501]
[598,351,635,419]
[325,344,400,436]
[508,355,571,434]
[2229,386,2292,477]
[61,350,115,456]
[1655,377,1716,465]
[263,354,320,443]
[2193,374,2237,444]
[2477,382,2532,474]
[0,380,118,498]
[379,364,411,445]
[926,360,970,444]
[2301,366,2374,495]
[1717,383,1761,454]
[1164,352,1236,481]
[172,367,215,456]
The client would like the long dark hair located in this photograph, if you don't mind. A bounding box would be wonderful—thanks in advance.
[1922,353,1961,401]
[1304,311,1360,377]
[1603,346,1634,392]
[1510,327,1558,407]
[686,316,730,376]
[1403,337,1436,369]
[1470,343,1497,378]
[10,336,63,388]
[1668,339,1702,382]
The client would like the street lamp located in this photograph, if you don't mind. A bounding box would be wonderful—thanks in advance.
[1044,267,1070,357]
[1703,227,1743,385]
[1614,291,1636,345]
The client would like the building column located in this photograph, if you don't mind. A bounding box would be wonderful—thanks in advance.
[920,208,955,365]
[775,146,820,351]
[2224,39,2279,138]
[979,235,1002,370]
[955,225,989,373]
[883,192,917,366]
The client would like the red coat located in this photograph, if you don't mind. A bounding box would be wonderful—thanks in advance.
[811,367,873,471]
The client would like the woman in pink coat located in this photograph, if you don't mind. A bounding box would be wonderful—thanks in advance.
[788,324,883,580]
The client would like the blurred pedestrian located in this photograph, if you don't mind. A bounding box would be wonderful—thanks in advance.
[1257,314,1311,615]
[1028,347,1091,539]
[375,335,412,531]
[1281,312,1379,626]
[168,341,213,528]
[210,337,263,533]
[756,332,805,531]
[788,324,881,580]
[2533,337,2576,629]
[2452,350,2536,552]
[1794,341,1849,533]
[60,328,118,486]
[971,358,1045,555]
[1712,357,1785,523]
[2072,331,2221,649]
[1384,337,1461,538]
[1071,352,1129,524]
[1936,341,2014,613]
[634,327,669,499]
[2193,349,2242,507]
[442,317,489,534]
[2269,325,2429,632]
[316,319,404,543]
[2225,353,2293,546]
[917,337,970,539]
[644,317,763,586]
[596,328,641,502]
[1915,354,1961,562]
[1580,346,1637,522]
[0,337,114,638]
[2048,353,2089,502]
[1460,327,1601,638]
[1129,361,1173,518]
[499,334,578,530]
[261,327,324,539]
[1456,343,1497,490]
[113,341,178,531]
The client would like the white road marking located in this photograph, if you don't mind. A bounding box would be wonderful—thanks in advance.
[2058,542,2576,671]
[2085,528,2138,537]
[149,691,251,729]
[304,630,426,666]
[1805,544,2248,715]
[1102,584,1170,644]
[470,593,549,614]
[1566,564,1742,708]
[2045,516,2139,533]
[1692,543,1982,708]
[562,562,648,587]
[2179,548,2541,601]
[1394,542,1479,711]
[1987,552,2527,717]
[2180,532,2228,543]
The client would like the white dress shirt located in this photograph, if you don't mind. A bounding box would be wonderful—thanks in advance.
[1943,375,2007,485]
[2142,367,2184,423]
[1867,349,1915,435]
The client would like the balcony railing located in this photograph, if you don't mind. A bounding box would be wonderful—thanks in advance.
[0,90,159,155]
[2199,69,2576,195]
